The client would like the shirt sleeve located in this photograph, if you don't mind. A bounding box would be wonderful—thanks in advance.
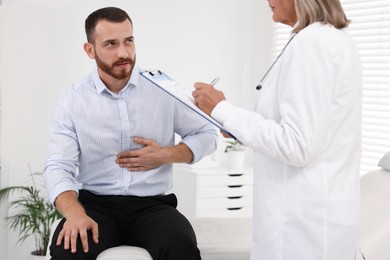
[173,101,218,164]
[44,92,80,204]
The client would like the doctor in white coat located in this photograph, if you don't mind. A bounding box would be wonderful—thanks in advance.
[193,0,362,259]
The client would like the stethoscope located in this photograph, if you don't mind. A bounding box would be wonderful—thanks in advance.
[255,33,298,91]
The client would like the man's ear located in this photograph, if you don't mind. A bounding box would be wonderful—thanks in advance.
[83,42,95,59]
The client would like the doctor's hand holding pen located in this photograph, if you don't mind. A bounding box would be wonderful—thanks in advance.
[192,78,225,116]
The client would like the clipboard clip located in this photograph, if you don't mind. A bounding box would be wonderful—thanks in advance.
[147,69,163,77]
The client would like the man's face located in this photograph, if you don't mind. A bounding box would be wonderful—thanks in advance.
[87,19,136,80]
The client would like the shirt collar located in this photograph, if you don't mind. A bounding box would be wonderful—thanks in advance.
[91,65,140,95]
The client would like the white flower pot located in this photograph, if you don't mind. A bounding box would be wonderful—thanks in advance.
[225,150,245,170]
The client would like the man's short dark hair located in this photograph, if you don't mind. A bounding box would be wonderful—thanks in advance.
[85,7,132,43]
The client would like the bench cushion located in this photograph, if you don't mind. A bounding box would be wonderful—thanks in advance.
[191,217,252,260]
[358,168,390,260]
[47,217,252,260]
[97,246,152,260]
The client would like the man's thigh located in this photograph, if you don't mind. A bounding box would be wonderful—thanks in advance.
[126,194,200,260]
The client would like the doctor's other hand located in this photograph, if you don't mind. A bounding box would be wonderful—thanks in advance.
[193,82,226,116]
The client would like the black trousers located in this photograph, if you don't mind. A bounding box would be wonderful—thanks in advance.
[49,190,201,260]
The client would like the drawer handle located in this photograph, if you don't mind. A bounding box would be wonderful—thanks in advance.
[228,185,243,188]
[227,196,243,199]
[228,174,243,177]
[227,207,243,211]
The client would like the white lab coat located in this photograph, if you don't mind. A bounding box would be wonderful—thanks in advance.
[212,22,362,260]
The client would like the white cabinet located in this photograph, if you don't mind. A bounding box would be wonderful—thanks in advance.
[171,165,253,217]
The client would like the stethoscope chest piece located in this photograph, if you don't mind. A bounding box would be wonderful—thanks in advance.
[255,33,297,91]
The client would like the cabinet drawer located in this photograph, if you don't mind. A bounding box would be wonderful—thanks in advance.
[197,195,252,209]
[198,184,252,198]
[197,173,252,186]
[197,206,252,217]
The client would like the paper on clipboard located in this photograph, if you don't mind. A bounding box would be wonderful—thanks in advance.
[140,70,237,140]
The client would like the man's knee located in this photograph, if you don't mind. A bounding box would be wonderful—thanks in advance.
[146,230,200,260]
[49,234,101,260]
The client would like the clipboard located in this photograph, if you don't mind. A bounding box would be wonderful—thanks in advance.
[140,70,238,140]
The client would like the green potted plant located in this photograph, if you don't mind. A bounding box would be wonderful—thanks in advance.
[224,139,246,169]
[0,167,62,257]
[224,139,244,153]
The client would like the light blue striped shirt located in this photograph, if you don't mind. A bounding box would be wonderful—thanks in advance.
[44,65,217,204]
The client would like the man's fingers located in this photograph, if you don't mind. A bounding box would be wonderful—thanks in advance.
[55,217,99,254]
[116,157,141,168]
[63,231,70,250]
[56,229,65,246]
[133,136,149,145]
[79,229,89,253]
[117,150,142,160]
[70,229,79,253]
[92,223,99,244]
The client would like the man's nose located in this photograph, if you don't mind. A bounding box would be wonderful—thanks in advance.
[117,45,129,58]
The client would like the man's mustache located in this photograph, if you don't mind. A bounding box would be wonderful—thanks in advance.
[113,59,133,66]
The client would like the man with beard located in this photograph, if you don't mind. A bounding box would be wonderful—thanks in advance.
[44,7,217,260]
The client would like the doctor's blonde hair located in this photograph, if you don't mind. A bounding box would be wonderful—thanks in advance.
[293,0,350,33]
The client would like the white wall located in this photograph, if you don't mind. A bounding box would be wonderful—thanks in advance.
[0,5,6,259]
[0,0,272,259]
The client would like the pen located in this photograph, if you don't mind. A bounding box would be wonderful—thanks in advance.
[210,77,220,86]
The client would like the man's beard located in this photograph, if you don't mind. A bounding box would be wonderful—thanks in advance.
[95,52,136,80]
